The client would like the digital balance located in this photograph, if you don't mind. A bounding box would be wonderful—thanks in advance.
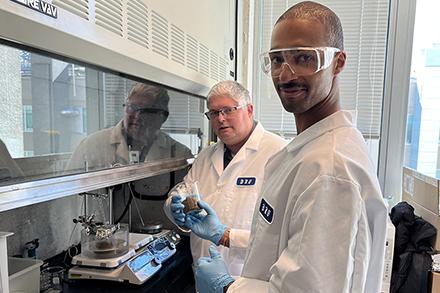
[68,214,180,285]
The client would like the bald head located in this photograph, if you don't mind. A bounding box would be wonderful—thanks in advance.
[276,1,344,50]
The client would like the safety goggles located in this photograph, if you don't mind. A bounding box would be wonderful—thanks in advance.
[123,103,168,117]
[260,47,341,77]
[204,104,248,120]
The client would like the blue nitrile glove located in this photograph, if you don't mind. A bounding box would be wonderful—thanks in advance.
[170,195,185,226]
[185,200,227,245]
[195,245,235,293]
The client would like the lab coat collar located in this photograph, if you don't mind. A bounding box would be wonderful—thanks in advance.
[109,120,125,145]
[110,120,129,163]
[211,143,224,176]
[211,121,265,175]
[285,110,355,153]
[232,121,264,160]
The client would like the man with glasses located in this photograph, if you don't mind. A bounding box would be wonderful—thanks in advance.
[66,83,192,231]
[193,2,387,293]
[66,82,192,172]
[164,80,286,278]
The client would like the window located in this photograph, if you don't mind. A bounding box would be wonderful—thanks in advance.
[0,42,205,184]
[252,0,389,167]
[23,105,33,132]
[406,114,414,144]
[403,0,440,179]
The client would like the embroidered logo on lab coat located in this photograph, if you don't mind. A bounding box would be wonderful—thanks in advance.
[236,177,256,186]
[259,198,274,224]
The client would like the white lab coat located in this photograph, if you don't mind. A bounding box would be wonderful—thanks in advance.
[229,111,387,293]
[164,122,287,277]
[66,120,192,171]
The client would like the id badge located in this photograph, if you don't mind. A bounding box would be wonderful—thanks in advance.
[129,150,140,164]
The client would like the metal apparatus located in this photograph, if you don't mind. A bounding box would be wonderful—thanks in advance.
[69,230,180,285]
[80,222,129,259]
[68,190,180,285]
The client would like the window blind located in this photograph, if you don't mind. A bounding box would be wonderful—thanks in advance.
[101,74,203,134]
[254,0,389,138]
[162,91,204,133]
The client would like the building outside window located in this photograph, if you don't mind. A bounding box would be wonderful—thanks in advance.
[23,105,33,132]
[403,0,440,179]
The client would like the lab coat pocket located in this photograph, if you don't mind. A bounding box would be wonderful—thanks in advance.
[244,198,281,280]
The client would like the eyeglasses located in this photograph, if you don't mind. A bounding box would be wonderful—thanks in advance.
[260,47,340,77]
[204,104,248,120]
[123,103,168,116]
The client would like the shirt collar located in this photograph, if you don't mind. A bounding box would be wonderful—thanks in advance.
[285,110,356,153]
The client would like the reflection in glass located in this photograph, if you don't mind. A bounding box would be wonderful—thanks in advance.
[0,139,24,181]
[0,42,204,185]
[65,83,193,172]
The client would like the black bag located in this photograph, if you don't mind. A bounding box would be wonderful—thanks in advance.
[390,202,437,293]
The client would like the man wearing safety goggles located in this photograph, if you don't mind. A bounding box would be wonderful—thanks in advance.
[66,83,192,171]
[260,45,343,130]
[194,1,387,293]
[261,46,341,78]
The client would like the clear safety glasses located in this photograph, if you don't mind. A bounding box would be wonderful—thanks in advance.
[204,104,248,120]
[260,47,341,77]
[123,103,168,117]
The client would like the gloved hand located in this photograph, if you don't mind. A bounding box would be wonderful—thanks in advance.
[170,195,185,226]
[195,245,235,293]
[185,200,227,245]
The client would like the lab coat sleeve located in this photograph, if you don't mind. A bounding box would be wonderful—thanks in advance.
[227,277,269,293]
[65,141,87,172]
[173,140,194,160]
[229,228,250,248]
[269,175,365,293]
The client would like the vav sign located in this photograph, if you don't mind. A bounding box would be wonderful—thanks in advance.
[10,0,58,19]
